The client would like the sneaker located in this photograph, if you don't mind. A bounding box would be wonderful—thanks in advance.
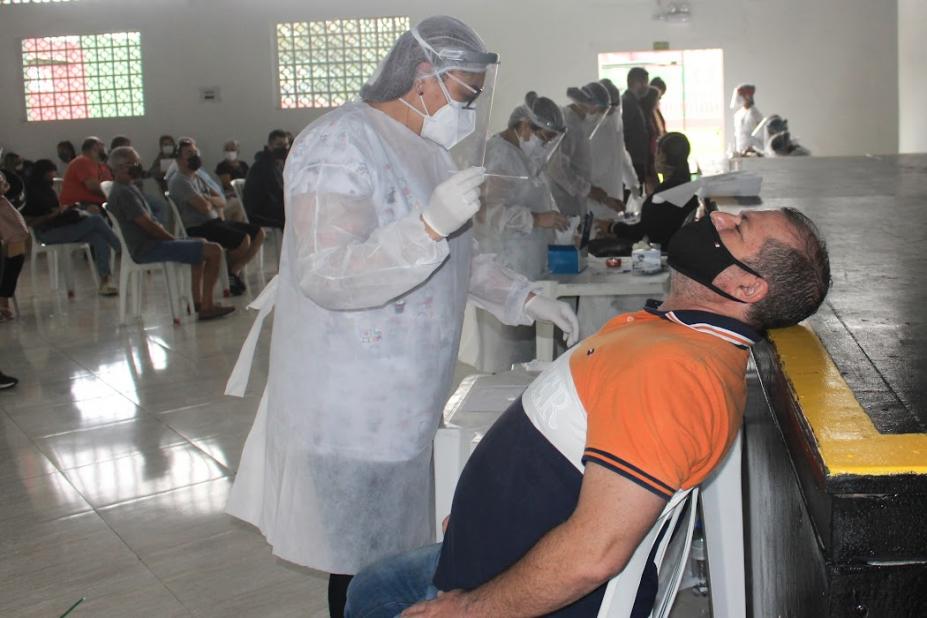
[0,372,18,390]
[198,305,235,321]
[229,273,246,297]
[98,276,119,297]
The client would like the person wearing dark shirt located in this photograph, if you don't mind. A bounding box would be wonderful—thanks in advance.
[57,140,77,166]
[149,135,177,194]
[640,86,665,193]
[21,159,120,296]
[606,132,697,248]
[650,76,668,138]
[622,67,650,189]
[215,139,249,223]
[243,129,288,228]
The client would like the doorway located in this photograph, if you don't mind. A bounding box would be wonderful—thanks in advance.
[599,49,725,173]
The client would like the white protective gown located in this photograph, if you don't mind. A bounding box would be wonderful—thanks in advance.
[733,105,763,154]
[547,106,594,217]
[226,102,538,574]
[590,112,639,199]
[469,134,558,371]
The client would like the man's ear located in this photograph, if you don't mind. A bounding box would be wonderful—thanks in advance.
[733,273,768,304]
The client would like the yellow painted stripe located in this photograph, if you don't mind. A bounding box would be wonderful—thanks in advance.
[769,325,927,476]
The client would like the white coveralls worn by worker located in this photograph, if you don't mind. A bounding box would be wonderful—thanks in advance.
[731,83,763,155]
[547,83,613,217]
[470,92,568,371]
[592,78,641,207]
[223,15,580,610]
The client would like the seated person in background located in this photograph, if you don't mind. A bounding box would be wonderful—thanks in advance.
[0,171,29,320]
[214,139,248,223]
[1,152,26,209]
[107,147,234,321]
[149,135,176,194]
[347,207,831,618]
[602,132,697,248]
[22,159,119,296]
[168,139,264,295]
[59,136,112,212]
[57,140,77,166]
[110,135,131,151]
[243,129,288,228]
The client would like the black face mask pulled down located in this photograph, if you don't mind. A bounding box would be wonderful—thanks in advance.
[272,146,289,161]
[666,215,764,303]
[186,155,203,171]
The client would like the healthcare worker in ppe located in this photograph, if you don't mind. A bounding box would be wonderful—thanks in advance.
[223,16,580,618]
[470,92,568,371]
[731,83,763,156]
[592,78,640,212]
[547,82,619,217]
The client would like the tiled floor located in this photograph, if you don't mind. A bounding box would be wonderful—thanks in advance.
[1,255,329,617]
[0,252,708,617]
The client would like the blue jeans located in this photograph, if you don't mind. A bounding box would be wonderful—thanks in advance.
[345,544,442,618]
[37,214,120,277]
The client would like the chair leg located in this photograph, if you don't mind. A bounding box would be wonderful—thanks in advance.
[118,266,129,324]
[48,249,59,292]
[62,248,75,297]
[163,264,181,325]
[30,250,39,297]
[85,245,100,289]
[219,255,230,298]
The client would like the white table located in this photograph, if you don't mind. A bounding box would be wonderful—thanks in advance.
[433,369,746,618]
[535,259,669,361]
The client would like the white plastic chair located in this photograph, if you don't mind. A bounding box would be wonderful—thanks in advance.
[100,180,113,199]
[229,178,265,275]
[232,178,283,273]
[163,193,230,298]
[104,202,192,325]
[597,488,698,617]
[28,227,99,298]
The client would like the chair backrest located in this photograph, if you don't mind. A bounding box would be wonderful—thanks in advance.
[100,180,113,199]
[230,178,251,223]
[101,201,133,261]
[163,193,188,239]
[597,488,698,618]
[52,177,63,195]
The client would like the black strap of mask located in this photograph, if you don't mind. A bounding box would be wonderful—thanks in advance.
[672,259,764,304]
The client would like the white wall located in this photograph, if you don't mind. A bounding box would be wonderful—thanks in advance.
[899,0,927,153]
[0,0,899,171]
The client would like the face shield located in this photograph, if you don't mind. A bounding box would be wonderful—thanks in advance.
[587,107,612,140]
[409,26,500,169]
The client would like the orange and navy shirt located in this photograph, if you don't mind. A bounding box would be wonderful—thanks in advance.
[434,300,759,615]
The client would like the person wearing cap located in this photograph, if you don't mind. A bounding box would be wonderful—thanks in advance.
[469,92,570,372]
[223,16,579,618]
[731,83,763,156]
[547,82,619,218]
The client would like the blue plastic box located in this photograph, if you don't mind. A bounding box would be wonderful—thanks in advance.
[547,245,585,274]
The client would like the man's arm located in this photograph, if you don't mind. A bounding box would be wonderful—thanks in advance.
[403,463,666,617]
[133,212,174,241]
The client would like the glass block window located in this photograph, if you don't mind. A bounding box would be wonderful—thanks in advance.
[21,32,144,121]
[276,17,410,109]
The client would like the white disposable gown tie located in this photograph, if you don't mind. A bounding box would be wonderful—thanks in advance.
[225,102,538,575]
[469,134,558,371]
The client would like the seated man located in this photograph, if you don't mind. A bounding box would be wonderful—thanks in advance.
[243,129,288,228]
[107,147,234,320]
[168,138,264,296]
[347,207,831,617]
[59,136,112,211]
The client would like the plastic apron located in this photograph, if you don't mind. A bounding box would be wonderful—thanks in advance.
[226,103,482,575]
[466,135,557,372]
[548,106,594,218]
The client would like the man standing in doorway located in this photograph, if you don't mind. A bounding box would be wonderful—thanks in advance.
[622,67,650,189]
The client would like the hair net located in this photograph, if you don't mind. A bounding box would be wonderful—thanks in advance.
[361,15,498,102]
[507,91,565,132]
[599,78,621,108]
[730,83,756,108]
[566,81,611,109]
